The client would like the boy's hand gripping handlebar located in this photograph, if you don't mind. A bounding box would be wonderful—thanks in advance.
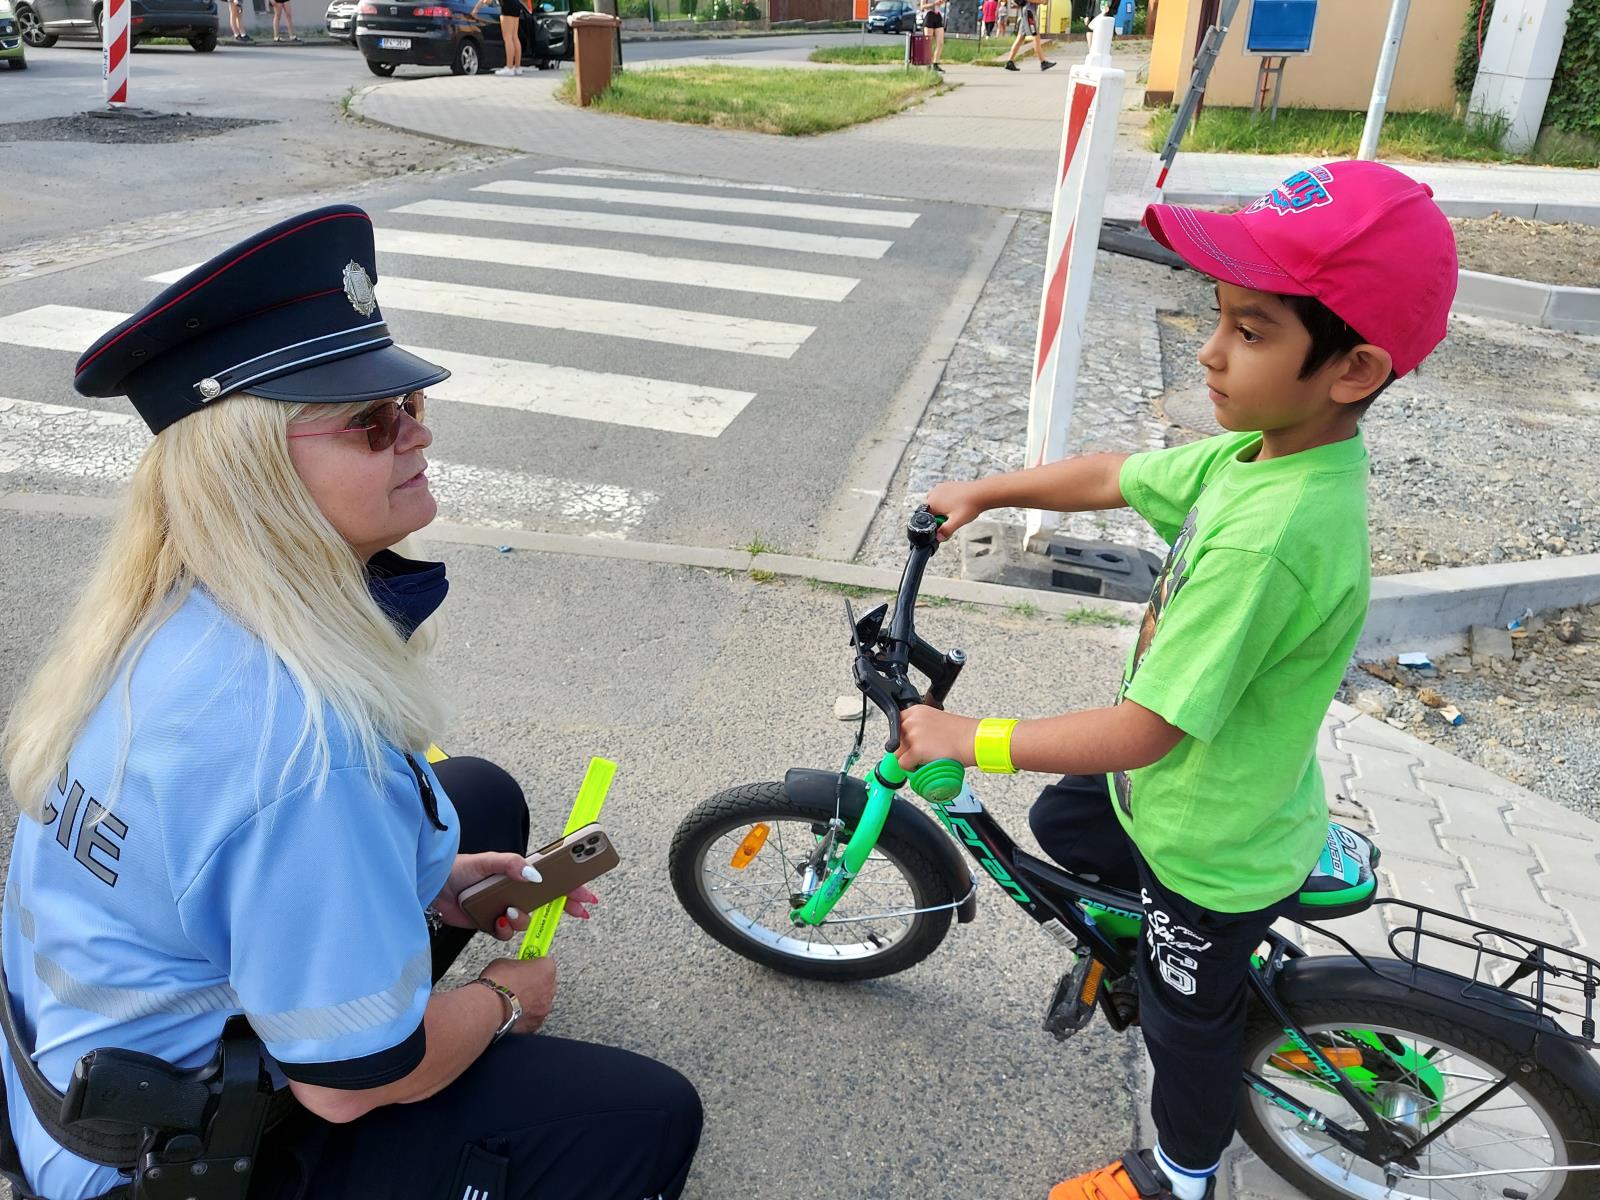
[791,508,968,928]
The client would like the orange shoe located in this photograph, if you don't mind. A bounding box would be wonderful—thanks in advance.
[1048,1150,1215,1200]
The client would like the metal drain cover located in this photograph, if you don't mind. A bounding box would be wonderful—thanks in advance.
[1158,385,1226,437]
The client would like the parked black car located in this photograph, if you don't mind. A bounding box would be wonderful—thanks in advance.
[14,0,217,49]
[865,0,916,32]
[356,0,570,76]
[325,0,357,41]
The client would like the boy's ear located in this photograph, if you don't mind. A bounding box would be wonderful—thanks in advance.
[1329,344,1394,408]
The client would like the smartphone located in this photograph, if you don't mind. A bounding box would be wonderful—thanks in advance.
[457,824,619,933]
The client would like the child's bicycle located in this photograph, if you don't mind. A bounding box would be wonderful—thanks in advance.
[669,508,1600,1200]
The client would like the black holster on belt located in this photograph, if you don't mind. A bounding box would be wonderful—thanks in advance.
[2,957,293,1200]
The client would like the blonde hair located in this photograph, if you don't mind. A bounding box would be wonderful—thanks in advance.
[2,394,449,821]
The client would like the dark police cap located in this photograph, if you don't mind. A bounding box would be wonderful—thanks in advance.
[73,204,449,435]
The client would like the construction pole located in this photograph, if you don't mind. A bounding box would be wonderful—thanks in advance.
[1153,0,1241,189]
[1358,0,1412,159]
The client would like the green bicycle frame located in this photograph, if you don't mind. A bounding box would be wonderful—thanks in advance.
[791,752,966,926]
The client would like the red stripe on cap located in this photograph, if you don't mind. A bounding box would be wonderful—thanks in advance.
[76,210,370,377]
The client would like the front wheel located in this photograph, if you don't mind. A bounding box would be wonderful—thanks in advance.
[669,780,954,982]
[365,57,395,75]
[1238,997,1600,1200]
[16,3,56,45]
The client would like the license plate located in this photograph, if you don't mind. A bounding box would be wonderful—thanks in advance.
[378,36,410,47]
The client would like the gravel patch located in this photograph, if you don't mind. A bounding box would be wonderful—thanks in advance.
[0,112,270,144]
[1451,214,1600,288]
[1339,604,1600,819]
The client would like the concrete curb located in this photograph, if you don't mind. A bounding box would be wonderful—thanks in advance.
[1159,189,1600,228]
[0,490,1135,622]
[1359,552,1600,655]
[1453,268,1600,334]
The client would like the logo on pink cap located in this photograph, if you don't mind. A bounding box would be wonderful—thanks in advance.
[1245,165,1334,217]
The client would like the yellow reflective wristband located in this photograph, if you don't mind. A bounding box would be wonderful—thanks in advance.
[974,718,1019,774]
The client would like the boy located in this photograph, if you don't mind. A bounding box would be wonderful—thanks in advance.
[1001,0,1054,70]
[898,160,1457,1200]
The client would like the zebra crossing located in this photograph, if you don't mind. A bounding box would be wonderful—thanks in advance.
[0,168,931,540]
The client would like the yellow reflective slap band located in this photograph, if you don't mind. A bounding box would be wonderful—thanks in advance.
[973,718,1019,774]
[518,757,617,960]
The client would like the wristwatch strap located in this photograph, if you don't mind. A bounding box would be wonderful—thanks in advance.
[472,976,522,1042]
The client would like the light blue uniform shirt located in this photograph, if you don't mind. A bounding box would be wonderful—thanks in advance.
[2,587,458,1199]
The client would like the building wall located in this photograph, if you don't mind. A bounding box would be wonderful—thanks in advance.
[1147,0,1474,111]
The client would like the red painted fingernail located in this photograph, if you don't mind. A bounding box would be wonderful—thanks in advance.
[495,917,509,932]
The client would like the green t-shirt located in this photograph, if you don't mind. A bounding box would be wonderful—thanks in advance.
[1110,430,1370,913]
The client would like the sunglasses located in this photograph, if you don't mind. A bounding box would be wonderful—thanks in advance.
[286,393,426,453]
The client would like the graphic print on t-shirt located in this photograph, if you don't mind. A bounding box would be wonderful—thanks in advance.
[1113,505,1197,816]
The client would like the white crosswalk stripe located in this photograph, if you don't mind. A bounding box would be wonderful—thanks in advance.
[144,270,814,359]
[374,228,859,302]
[391,199,895,259]
[474,180,920,229]
[0,397,655,537]
[0,306,756,438]
[535,166,905,203]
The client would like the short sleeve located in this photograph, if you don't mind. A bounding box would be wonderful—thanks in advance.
[177,766,433,1090]
[1123,548,1311,743]
[1120,433,1259,543]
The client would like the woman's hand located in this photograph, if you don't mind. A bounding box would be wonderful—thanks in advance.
[481,955,559,1035]
[434,851,599,934]
[896,704,979,772]
[924,480,988,540]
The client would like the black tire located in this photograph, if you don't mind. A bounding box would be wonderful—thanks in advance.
[449,36,480,75]
[15,4,56,46]
[365,57,396,75]
[1238,996,1600,1200]
[669,780,954,982]
[189,28,217,50]
[93,6,102,41]
[6,56,26,68]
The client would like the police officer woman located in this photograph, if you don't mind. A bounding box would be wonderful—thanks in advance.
[0,205,702,1200]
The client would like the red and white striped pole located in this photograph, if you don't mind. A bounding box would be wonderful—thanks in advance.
[1023,13,1123,545]
[103,0,130,107]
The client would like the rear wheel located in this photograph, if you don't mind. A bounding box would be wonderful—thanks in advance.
[365,57,395,75]
[449,36,479,74]
[189,28,217,49]
[1238,998,1600,1200]
[16,3,56,46]
[669,780,954,982]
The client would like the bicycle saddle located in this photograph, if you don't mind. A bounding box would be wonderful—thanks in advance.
[1293,822,1380,921]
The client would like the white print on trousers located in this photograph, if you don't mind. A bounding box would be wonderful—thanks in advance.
[1142,888,1214,997]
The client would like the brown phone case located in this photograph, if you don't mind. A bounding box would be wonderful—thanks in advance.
[457,823,619,933]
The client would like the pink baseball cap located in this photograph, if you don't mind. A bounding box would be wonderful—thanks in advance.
[1143,160,1458,377]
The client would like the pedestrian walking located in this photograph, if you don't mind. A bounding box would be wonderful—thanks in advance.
[919,0,945,70]
[1001,0,1053,70]
[981,0,997,38]
[471,0,527,73]
[222,0,252,42]
[269,0,301,42]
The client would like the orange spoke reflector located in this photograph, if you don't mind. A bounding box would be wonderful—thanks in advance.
[730,823,771,870]
[1078,959,1107,1005]
[1269,1048,1364,1072]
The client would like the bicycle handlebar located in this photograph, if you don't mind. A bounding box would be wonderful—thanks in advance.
[791,507,969,928]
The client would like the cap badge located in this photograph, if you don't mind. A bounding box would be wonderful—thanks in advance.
[1246,166,1334,217]
[197,377,223,401]
[343,261,377,317]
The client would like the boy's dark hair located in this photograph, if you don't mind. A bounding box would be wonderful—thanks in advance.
[1281,293,1399,412]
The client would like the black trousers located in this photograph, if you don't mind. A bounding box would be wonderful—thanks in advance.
[1029,775,1295,1174]
[253,756,704,1200]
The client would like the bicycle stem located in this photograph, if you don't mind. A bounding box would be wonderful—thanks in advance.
[791,751,966,927]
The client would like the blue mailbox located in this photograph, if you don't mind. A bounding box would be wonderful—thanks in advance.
[1245,0,1317,55]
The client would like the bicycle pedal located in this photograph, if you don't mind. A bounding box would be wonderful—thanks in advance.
[1043,955,1103,1042]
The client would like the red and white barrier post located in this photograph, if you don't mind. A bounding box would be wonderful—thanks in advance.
[103,0,130,107]
[1023,14,1123,545]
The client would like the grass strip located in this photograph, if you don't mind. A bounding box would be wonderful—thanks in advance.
[809,39,1013,66]
[1146,105,1598,167]
[556,65,947,135]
